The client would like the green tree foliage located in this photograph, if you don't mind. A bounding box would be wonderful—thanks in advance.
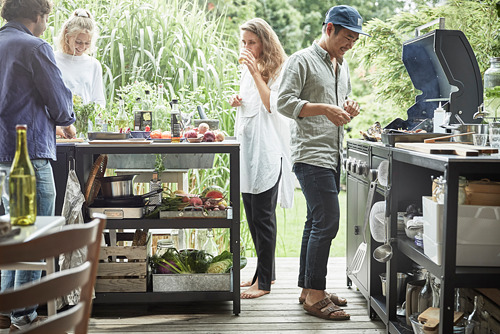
[353,0,500,130]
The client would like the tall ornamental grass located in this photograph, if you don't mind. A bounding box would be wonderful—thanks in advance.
[39,0,251,253]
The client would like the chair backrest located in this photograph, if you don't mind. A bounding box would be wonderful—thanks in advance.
[0,214,106,334]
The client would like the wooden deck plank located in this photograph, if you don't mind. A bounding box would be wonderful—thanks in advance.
[83,257,385,333]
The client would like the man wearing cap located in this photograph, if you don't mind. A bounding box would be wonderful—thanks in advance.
[278,5,369,320]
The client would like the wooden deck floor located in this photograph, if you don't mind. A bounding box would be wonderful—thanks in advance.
[86,257,385,333]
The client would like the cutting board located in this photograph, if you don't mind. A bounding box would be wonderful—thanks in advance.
[395,142,498,156]
[418,307,464,330]
[88,140,151,145]
[56,138,85,143]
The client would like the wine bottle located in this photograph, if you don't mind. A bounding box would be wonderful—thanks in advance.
[9,124,37,226]
[171,99,181,143]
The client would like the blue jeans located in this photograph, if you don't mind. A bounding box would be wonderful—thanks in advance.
[0,159,56,326]
[293,163,340,291]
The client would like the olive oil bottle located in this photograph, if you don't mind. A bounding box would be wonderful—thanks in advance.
[9,124,37,225]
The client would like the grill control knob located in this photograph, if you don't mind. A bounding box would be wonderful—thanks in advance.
[357,162,368,177]
[368,169,378,182]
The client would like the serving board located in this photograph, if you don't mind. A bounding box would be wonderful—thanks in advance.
[88,139,151,145]
[395,142,498,156]
[56,138,85,143]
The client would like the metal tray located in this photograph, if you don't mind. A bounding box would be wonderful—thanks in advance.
[159,207,231,219]
[381,133,445,147]
[88,206,144,219]
[88,132,130,140]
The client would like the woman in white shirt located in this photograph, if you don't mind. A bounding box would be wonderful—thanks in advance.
[54,9,105,107]
[229,18,294,299]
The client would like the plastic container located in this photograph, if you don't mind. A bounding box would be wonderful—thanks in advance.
[422,196,500,243]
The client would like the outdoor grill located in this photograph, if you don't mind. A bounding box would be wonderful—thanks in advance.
[345,19,484,306]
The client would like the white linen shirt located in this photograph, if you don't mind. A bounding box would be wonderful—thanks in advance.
[235,66,294,208]
[55,51,106,107]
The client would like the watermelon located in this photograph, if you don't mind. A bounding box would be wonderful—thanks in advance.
[201,185,225,199]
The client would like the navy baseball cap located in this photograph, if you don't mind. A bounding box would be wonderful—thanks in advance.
[324,5,371,37]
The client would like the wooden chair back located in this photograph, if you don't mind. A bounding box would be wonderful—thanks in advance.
[0,214,106,334]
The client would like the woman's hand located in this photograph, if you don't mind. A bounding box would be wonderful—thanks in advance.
[239,49,259,77]
[229,94,242,107]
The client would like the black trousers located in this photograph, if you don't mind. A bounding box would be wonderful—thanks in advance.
[242,173,280,291]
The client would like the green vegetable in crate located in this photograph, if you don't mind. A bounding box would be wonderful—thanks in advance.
[208,259,232,273]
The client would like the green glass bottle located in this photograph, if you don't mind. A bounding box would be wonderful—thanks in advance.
[9,124,37,226]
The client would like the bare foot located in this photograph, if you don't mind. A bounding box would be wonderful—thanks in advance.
[241,283,270,299]
[241,279,275,287]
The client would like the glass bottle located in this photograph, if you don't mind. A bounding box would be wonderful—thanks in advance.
[171,99,181,143]
[465,295,489,334]
[154,84,169,131]
[9,125,37,226]
[133,97,142,131]
[484,57,500,120]
[115,98,128,131]
[94,113,103,132]
[142,90,152,111]
[417,271,433,313]
[431,275,441,308]
[202,228,218,256]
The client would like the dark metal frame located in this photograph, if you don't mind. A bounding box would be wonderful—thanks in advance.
[72,141,241,315]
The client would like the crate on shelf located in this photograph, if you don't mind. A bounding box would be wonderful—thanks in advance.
[95,245,148,292]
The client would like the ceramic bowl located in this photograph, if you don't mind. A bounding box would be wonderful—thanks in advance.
[130,131,151,139]
[405,226,423,240]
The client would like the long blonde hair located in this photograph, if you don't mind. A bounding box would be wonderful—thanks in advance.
[56,9,98,55]
[240,18,286,83]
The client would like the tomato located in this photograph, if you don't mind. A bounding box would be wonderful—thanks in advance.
[150,129,162,139]
[145,125,151,132]
[161,131,171,139]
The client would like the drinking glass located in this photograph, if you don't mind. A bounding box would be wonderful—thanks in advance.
[489,126,500,148]
[473,134,488,146]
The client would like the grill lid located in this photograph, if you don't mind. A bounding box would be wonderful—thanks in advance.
[394,19,483,130]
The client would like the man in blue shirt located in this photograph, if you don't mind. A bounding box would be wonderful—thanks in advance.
[0,0,75,331]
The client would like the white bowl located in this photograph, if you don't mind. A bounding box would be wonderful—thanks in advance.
[405,226,423,240]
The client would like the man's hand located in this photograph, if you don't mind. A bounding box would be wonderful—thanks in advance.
[324,104,352,127]
[60,125,76,139]
[344,99,360,118]
[229,94,242,107]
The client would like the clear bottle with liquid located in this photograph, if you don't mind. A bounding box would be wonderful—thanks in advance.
[171,99,181,143]
[154,84,169,131]
[465,295,489,334]
[9,125,37,226]
[142,90,152,111]
[484,57,500,119]
[115,98,128,131]
[202,228,218,257]
[417,271,433,313]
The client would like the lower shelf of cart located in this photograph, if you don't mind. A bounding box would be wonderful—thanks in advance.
[94,291,236,304]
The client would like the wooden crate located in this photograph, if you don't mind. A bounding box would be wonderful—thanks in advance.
[95,245,147,292]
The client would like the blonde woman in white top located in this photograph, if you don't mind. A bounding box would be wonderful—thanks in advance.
[54,9,105,107]
[229,18,294,299]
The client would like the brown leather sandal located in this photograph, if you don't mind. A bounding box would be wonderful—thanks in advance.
[299,292,348,306]
[303,297,350,321]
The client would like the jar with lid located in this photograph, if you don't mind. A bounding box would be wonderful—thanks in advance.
[156,238,175,257]
[484,57,500,120]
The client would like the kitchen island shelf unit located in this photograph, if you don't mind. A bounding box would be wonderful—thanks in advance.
[73,141,241,315]
[385,149,500,334]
